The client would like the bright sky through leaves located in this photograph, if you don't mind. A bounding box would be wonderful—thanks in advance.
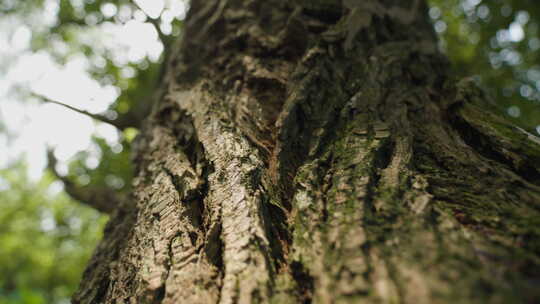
[0,0,186,179]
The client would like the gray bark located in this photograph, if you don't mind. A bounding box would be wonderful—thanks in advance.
[74,0,540,303]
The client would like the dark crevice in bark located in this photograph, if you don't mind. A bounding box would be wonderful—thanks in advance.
[162,167,185,195]
[158,107,199,162]
[290,261,314,304]
[263,201,290,267]
[272,60,350,213]
[204,220,223,269]
[246,76,286,119]
[364,138,394,216]
[301,7,342,25]
[197,160,224,292]
[449,109,540,184]
[198,161,213,230]
[374,138,395,174]
[320,155,336,225]
[90,277,110,304]
[152,285,166,304]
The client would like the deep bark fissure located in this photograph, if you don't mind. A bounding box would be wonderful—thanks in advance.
[289,260,315,304]
[450,108,540,184]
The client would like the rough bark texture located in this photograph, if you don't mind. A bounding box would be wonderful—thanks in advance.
[74,0,540,303]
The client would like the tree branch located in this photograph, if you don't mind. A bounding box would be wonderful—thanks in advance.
[47,148,121,214]
[33,93,130,130]
[130,0,169,44]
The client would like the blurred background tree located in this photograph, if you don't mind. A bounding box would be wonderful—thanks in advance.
[0,162,107,304]
[0,0,538,303]
[0,0,186,303]
[430,0,540,133]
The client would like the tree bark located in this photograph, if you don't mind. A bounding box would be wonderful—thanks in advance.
[73,0,540,303]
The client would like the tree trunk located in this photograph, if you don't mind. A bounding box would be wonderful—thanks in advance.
[73,0,540,303]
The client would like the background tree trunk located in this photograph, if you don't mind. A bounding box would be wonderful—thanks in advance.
[73,0,540,303]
